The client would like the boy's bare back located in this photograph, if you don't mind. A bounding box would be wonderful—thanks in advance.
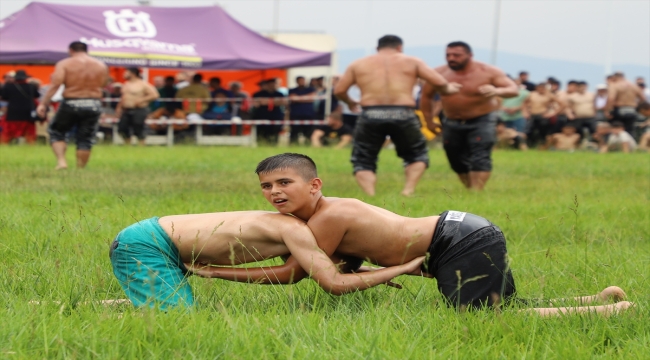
[307,197,438,266]
[159,211,308,265]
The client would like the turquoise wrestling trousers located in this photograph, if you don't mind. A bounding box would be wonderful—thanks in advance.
[109,217,194,309]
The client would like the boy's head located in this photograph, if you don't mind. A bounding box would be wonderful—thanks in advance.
[610,121,624,134]
[256,153,322,216]
[638,102,650,117]
[496,120,506,133]
[562,124,577,135]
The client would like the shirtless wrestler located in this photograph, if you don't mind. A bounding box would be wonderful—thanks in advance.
[420,41,518,191]
[197,153,633,317]
[525,82,565,149]
[606,72,647,135]
[116,67,160,146]
[334,35,460,196]
[37,41,108,170]
[109,211,423,309]
[566,81,596,139]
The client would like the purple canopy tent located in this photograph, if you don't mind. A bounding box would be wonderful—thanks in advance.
[0,2,331,69]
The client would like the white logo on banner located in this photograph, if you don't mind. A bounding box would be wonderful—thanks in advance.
[444,211,467,222]
[103,9,157,38]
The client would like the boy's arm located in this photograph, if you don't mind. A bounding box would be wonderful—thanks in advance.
[188,255,308,284]
[295,213,424,295]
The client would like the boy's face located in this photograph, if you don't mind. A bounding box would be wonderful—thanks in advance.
[258,168,320,214]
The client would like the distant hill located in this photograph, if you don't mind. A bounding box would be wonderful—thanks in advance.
[338,46,650,89]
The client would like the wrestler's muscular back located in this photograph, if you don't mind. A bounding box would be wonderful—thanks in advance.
[352,53,420,106]
[436,62,500,119]
[613,81,642,107]
[60,54,107,99]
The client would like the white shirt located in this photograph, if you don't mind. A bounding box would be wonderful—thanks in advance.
[607,130,637,151]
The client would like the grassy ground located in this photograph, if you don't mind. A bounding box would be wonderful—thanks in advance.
[1,145,648,359]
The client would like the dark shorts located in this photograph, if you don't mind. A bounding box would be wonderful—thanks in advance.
[118,108,149,140]
[422,211,516,309]
[48,99,102,150]
[442,113,496,174]
[351,106,429,173]
[612,106,638,135]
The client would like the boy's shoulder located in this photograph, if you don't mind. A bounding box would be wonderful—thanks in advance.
[311,197,370,220]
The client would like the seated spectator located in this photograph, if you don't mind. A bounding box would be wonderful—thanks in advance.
[0,70,41,144]
[149,76,186,132]
[311,112,353,149]
[177,73,210,115]
[209,77,233,98]
[289,75,317,143]
[203,92,232,120]
[495,120,527,150]
[601,121,637,153]
[229,81,250,119]
[550,124,580,151]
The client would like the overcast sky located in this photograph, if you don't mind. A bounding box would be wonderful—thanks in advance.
[1,0,648,67]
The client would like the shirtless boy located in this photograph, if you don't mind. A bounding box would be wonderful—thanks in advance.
[197,153,632,316]
[116,67,160,146]
[109,211,423,309]
[550,125,581,151]
[525,82,565,148]
[334,35,460,196]
[37,41,108,169]
[495,120,527,150]
[420,41,519,191]
[606,72,647,135]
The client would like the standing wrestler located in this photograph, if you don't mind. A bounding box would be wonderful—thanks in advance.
[606,72,646,136]
[524,82,565,148]
[420,41,518,191]
[37,41,108,170]
[334,35,460,196]
[116,68,160,146]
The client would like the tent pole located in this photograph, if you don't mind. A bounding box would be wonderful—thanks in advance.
[324,53,334,119]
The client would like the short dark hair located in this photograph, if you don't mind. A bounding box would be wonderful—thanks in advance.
[377,35,403,49]
[611,121,624,128]
[638,102,650,111]
[164,76,175,83]
[255,153,318,181]
[296,76,305,81]
[568,80,578,85]
[126,67,141,78]
[69,41,88,52]
[192,74,203,83]
[447,41,472,54]
[577,81,587,86]
[209,77,221,84]
[519,71,528,76]
[614,71,624,78]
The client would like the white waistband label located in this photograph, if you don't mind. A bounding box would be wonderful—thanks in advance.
[445,211,466,222]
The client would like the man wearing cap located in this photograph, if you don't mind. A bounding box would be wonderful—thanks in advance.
[0,70,40,144]
[37,41,108,170]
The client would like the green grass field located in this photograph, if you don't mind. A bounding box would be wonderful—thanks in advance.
[1,145,648,359]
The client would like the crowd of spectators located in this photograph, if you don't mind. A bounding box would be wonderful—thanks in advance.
[1,68,649,152]
[493,71,650,153]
